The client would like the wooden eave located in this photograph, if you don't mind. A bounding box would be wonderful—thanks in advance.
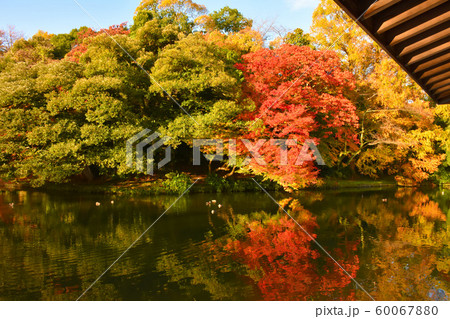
[333,0,450,104]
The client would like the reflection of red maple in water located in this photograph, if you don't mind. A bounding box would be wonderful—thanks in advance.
[219,203,360,300]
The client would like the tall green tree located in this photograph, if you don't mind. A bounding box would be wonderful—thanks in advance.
[284,28,311,47]
[0,30,153,186]
[149,33,251,146]
[196,6,253,34]
[131,0,206,34]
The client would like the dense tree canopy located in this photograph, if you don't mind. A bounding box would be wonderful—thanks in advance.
[311,0,449,186]
[196,6,253,34]
[0,0,448,189]
[236,45,359,189]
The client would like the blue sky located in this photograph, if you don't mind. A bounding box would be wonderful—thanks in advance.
[0,0,319,38]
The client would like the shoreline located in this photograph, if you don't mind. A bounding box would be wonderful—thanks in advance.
[0,177,426,196]
[2,173,447,196]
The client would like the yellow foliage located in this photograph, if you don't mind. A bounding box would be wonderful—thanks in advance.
[311,0,447,183]
[34,30,54,40]
[204,28,263,54]
[136,0,206,18]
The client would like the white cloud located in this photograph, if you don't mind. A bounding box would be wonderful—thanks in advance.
[284,0,320,10]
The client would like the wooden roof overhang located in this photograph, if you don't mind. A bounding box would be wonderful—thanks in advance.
[333,0,450,104]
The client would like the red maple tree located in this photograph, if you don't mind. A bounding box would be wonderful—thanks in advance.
[236,45,359,188]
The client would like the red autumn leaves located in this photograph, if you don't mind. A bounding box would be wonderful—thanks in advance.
[236,45,359,188]
[214,200,360,300]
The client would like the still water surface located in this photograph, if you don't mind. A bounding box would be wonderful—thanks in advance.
[0,187,448,301]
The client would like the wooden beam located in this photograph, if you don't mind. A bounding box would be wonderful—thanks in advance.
[332,0,450,104]
[430,78,450,91]
[414,52,450,72]
[364,0,402,19]
[399,29,450,57]
[426,70,450,86]
[420,62,450,79]
[377,0,447,34]
[434,85,450,95]
[436,91,450,100]
[390,11,450,46]
[408,42,450,65]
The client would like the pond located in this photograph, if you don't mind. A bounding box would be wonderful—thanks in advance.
[0,187,449,301]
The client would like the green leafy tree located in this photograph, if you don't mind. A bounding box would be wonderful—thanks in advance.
[284,28,311,47]
[51,33,76,59]
[149,33,251,147]
[131,0,206,34]
[0,31,153,186]
[197,6,253,34]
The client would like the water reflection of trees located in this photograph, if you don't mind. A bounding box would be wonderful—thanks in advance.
[0,188,448,301]
[214,199,360,300]
[369,189,448,301]
[156,199,361,301]
[0,191,171,300]
[309,188,449,301]
[210,189,449,301]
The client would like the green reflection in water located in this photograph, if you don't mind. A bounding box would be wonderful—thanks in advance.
[0,188,448,301]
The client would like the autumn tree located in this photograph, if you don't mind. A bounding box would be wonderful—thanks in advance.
[66,23,129,63]
[203,27,264,56]
[433,105,450,183]
[196,6,252,34]
[311,0,382,87]
[311,0,447,185]
[149,33,251,146]
[236,44,359,189]
[132,0,206,34]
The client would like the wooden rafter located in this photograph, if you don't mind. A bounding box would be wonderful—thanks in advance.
[430,78,450,91]
[390,11,450,46]
[399,29,450,57]
[420,62,450,79]
[364,0,402,19]
[415,51,450,72]
[333,0,450,104]
[377,0,447,34]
